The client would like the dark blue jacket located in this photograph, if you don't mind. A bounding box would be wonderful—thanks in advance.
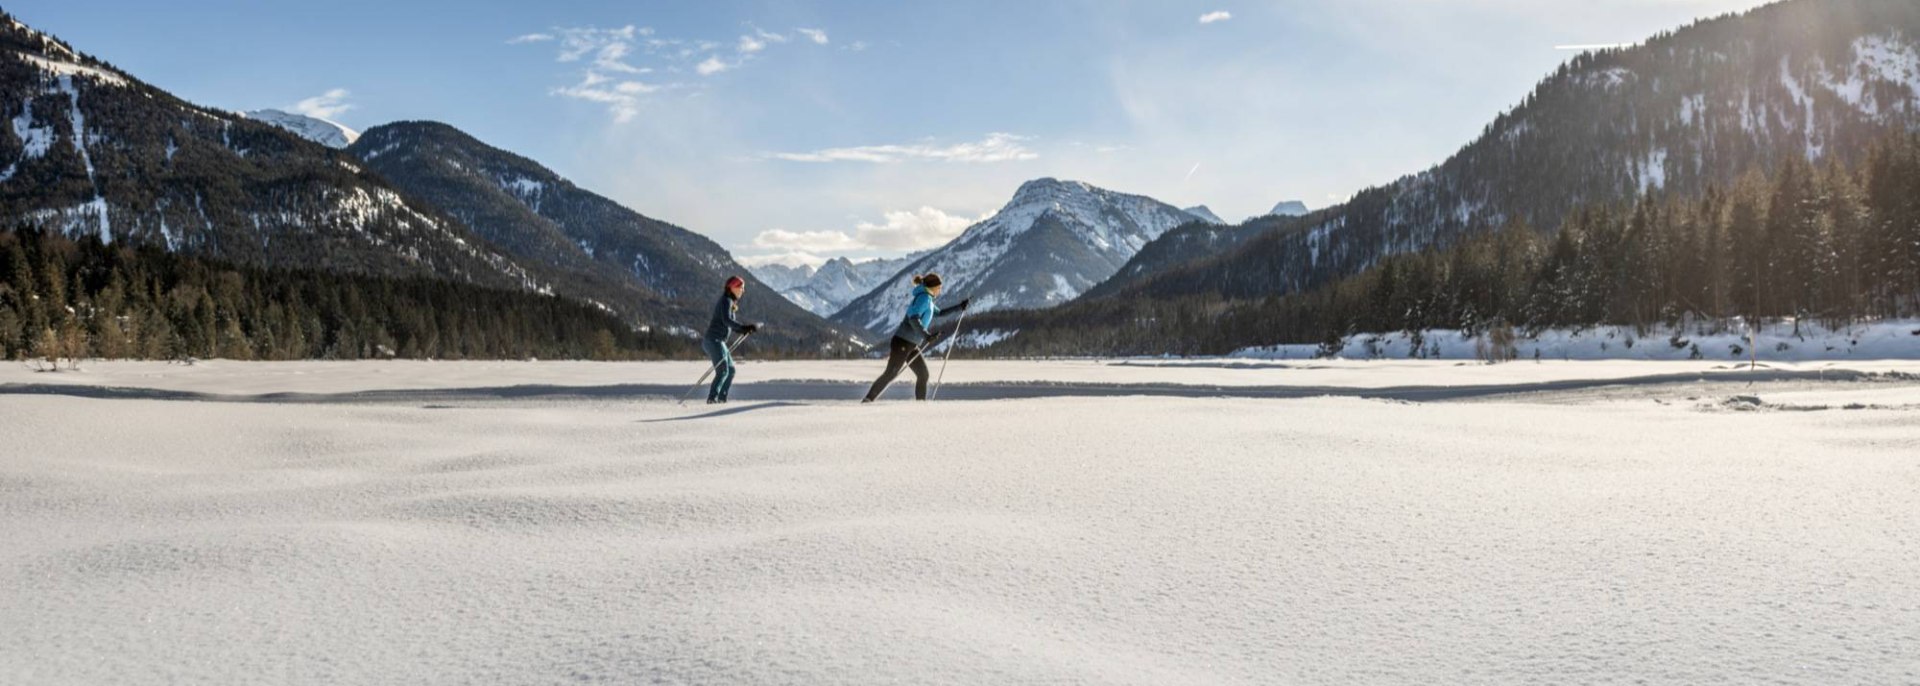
[705,293,749,341]
[891,285,962,347]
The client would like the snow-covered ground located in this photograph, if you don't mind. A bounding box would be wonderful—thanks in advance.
[4,360,1919,684]
[8,357,1920,397]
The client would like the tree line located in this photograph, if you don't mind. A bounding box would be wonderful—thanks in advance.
[0,225,700,365]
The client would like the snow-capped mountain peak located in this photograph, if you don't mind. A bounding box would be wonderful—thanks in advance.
[831,178,1198,333]
[1268,200,1309,217]
[243,109,360,148]
[751,254,919,317]
[1183,205,1226,224]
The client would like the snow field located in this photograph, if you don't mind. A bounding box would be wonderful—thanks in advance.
[3,361,1919,684]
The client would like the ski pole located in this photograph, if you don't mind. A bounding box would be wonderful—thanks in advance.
[930,308,968,401]
[677,331,752,405]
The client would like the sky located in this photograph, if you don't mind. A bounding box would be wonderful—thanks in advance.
[11,0,1776,267]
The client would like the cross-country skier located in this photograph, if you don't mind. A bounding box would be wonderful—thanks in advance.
[703,276,759,404]
[862,273,969,402]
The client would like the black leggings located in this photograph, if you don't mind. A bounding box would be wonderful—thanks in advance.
[864,336,930,401]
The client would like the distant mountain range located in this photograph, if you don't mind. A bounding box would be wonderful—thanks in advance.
[967,0,1920,355]
[830,178,1201,334]
[0,11,858,353]
[750,254,920,317]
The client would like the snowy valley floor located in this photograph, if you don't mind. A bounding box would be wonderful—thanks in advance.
[3,360,1919,684]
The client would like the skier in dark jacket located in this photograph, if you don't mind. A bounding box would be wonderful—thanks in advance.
[862,272,968,402]
[703,276,759,404]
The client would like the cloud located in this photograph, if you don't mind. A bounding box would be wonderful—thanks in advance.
[289,88,353,120]
[748,207,982,255]
[696,56,731,76]
[1198,11,1232,24]
[595,42,648,73]
[552,70,666,123]
[737,251,831,269]
[751,229,865,252]
[513,22,837,120]
[846,40,870,51]
[770,133,1039,164]
[556,25,640,62]
[852,207,979,250]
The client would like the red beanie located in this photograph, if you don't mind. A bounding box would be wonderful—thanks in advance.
[726,275,745,289]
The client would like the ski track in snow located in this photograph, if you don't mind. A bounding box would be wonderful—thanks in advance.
[2,360,1919,684]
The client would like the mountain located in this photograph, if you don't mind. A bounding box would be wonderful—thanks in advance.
[1082,0,1920,309]
[345,121,858,349]
[749,262,815,291]
[830,178,1202,333]
[0,12,538,292]
[242,109,359,148]
[964,0,1920,356]
[802,255,918,317]
[1079,216,1285,301]
[749,254,919,317]
[1182,205,1226,224]
[1266,200,1309,217]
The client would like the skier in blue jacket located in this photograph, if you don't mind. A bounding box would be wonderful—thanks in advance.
[862,272,969,402]
[703,275,759,404]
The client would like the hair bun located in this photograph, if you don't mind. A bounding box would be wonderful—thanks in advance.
[911,275,924,285]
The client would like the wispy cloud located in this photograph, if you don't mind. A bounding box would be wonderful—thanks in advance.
[530,26,673,122]
[552,75,666,123]
[515,23,839,118]
[770,133,1039,164]
[750,207,983,254]
[289,88,353,120]
[1198,10,1232,24]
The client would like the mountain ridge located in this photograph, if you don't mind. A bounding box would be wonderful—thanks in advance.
[0,12,543,293]
[347,121,857,349]
[1081,0,1920,309]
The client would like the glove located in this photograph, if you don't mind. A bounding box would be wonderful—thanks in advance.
[922,330,942,345]
[742,323,761,334]
[956,298,971,311]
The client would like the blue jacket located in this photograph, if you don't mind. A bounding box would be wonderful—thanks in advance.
[705,293,749,341]
[891,285,961,346]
